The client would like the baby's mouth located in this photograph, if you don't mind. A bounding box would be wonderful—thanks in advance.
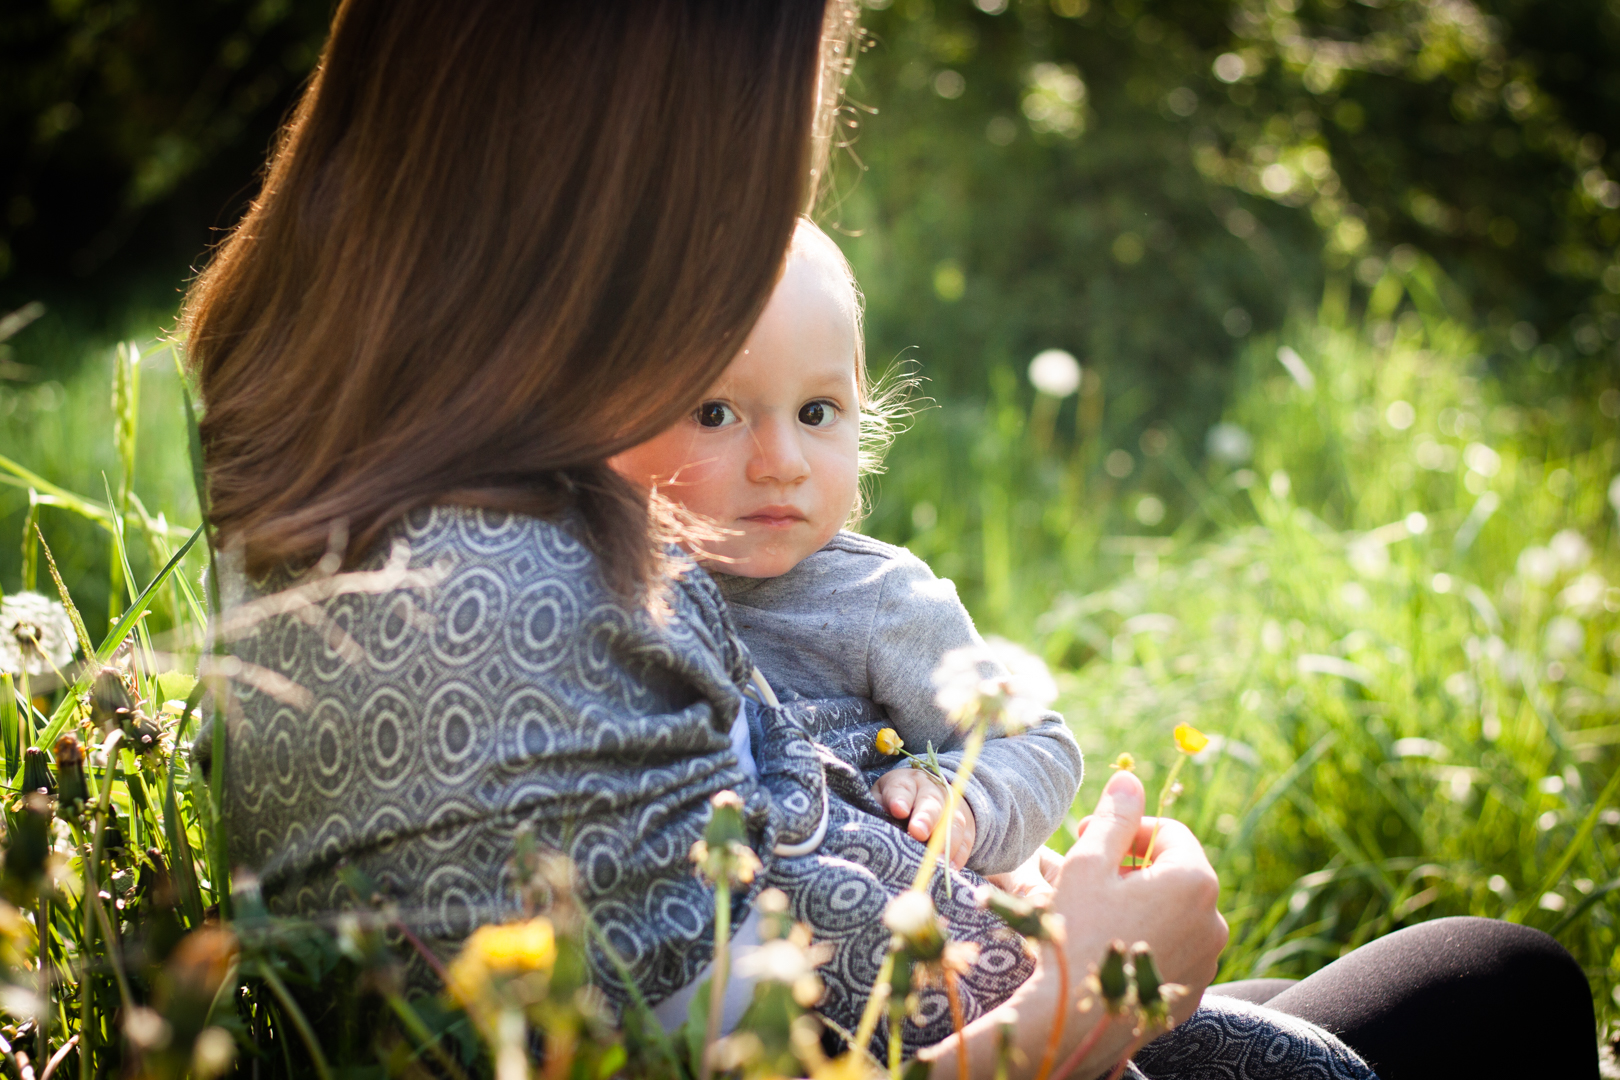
[741,506,806,529]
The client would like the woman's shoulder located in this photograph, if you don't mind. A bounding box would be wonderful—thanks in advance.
[232,504,744,689]
[396,507,743,665]
[389,504,600,580]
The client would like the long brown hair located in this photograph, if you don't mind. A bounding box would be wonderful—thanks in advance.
[183,0,858,598]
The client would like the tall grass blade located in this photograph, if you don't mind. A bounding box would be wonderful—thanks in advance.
[1510,764,1620,923]
[33,525,202,755]
[21,493,39,592]
[164,681,207,928]
[255,963,335,1080]
[0,674,17,780]
[1218,733,1337,869]
[0,454,117,532]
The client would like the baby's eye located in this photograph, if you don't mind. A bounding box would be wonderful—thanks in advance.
[695,401,739,428]
[798,400,838,428]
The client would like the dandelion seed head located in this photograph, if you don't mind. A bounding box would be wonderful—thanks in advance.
[883,890,938,939]
[1028,349,1082,397]
[0,592,77,677]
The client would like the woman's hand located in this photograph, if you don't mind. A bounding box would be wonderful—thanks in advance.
[984,846,1063,906]
[873,767,977,869]
[921,769,1227,1078]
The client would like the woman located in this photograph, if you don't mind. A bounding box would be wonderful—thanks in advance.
[183,1,1597,1077]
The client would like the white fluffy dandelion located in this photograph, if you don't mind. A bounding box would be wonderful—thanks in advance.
[931,639,1058,733]
[1028,349,1082,398]
[882,889,939,939]
[1,592,78,677]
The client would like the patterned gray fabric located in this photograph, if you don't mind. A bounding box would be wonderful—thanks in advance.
[1130,997,1379,1080]
[206,506,768,1009]
[202,504,1031,1040]
[202,504,1374,1077]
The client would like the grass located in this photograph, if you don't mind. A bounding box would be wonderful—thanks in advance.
[863,258,1620,1029]
[0,250,1615,1075]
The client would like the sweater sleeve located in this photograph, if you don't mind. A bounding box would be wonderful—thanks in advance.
[865,554,1083,875]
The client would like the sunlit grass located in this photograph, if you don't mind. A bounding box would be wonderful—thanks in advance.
[868,261,1620,1029]
[1,252,1616,1070]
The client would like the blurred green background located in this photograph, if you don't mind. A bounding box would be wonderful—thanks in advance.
[4,0,1620,1049]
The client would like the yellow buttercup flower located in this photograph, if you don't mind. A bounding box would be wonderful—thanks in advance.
[477,918,558,972]
[875,728,905,755]
[1172,723,1209,755]
[446,917,558,1009]
[1110,752,1136,772]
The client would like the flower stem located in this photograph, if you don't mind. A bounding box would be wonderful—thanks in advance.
[1103,1027,1156,1080]
[36,895,50,1066]
[1049,1012,1113,1080]
[888,990,905,1079]
[1031,930,1070,1080]
[1141,755,1187,866]
[700,878,731,1080]
[911,724,987,891]
[945,970,968,1080]
[854,954,894,1056]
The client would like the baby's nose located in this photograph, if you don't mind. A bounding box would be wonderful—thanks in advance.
[746,418,810,483]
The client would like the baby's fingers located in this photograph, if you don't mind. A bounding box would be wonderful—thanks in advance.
[873,769,921,819]
[948,807,975,868]
[907,785,946,843]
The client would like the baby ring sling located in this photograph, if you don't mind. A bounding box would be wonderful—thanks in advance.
[741,667,1036,1056]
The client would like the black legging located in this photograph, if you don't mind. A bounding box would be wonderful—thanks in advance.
[1208,917,1598,1079]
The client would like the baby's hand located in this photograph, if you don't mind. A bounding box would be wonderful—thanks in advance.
[873,767,977,869]
[984,846,1063,906]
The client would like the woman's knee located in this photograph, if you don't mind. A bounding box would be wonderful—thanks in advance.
[1381,916,1588,999]
[1267,916,1597,1080]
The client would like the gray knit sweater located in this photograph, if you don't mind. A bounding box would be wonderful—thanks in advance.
[713,530,1083,876]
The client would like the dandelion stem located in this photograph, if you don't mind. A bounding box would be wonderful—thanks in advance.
[888,990,905,1080]
[1031,930,1070,1080]
[945,970,968,1080]
[911,724,987,891]
[36,1035,76,1080]
[259,962,335,1080]
[700,877,730,1080]
[1102,1027,1157,1080]
[83,737,137,1017]
[36,896,50,1066]
[77,898,90,1080]
[19,671,31,756]
[854,953,894,1055]
[1049,1012,1113,1080]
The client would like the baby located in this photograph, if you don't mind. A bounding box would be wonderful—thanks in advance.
[613,219,1081,879]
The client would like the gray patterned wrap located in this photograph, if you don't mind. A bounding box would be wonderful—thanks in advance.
[207,505,770,1009]
[203,505,1378,1076]
[202,504,1033,1044]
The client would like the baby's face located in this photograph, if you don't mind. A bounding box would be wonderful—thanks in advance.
[612,246,860,578]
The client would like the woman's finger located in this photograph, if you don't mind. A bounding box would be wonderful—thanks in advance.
[1132,817,1201,864]
[1064,769,1144,870]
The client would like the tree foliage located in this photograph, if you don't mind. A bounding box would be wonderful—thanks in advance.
[836,0,1620,431]
[2,0,1617,414]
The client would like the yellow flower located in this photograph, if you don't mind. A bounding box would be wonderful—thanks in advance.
[479,918,558,972]
[446,917,558,1008]
[1110,752,1136,772]
[875,728,905,755]
[1172,723,1209,755]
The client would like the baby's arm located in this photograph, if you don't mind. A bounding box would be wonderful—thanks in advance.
[865,556,1083,876]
